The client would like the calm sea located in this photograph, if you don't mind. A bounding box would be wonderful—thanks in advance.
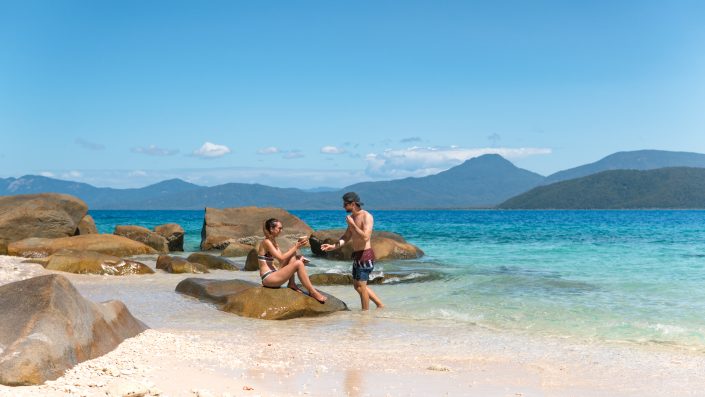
[90,209,705,351]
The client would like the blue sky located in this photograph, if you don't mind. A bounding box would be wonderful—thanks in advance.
[1,1,704,189]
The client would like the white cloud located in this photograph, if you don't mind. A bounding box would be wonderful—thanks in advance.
[257,146,279,155]
[129,170,148,177]
[320,146,345,154]
[365,146,552,179]
[192,142,231,158]
[39,171,55,178]
[132,145,179,156]
[62,170,83,178]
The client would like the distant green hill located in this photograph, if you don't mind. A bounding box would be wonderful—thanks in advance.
[545,150,705,184]
[498,167,705,209]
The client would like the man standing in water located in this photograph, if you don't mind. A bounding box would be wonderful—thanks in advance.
[321,192,384,310]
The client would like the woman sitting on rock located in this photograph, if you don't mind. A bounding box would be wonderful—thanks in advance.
[257,218,327,303]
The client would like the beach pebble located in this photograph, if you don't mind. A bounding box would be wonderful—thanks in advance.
[427,364,451,372]
[191,389,216,397]
[106,379,150,397]
[104,365,122,377]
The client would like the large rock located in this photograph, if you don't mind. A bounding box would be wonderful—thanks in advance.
[156,255,209,274]
[76,214,98,235]
[26,250,154,275]
[176,278,347,320]
[154,223,185,252]
[0,274,147,386]
[221,242,256,257]
[200,207,312,250]
[7,234,158,258]
[0,238,7,255]
[114,225,169,254]
[243,239,297,271]
[309,229,424,261]
[187,252,239,271]
[0,193,88,243]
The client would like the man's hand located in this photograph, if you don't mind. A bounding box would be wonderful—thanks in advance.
[320,243,335,251]
[346,215,355,227]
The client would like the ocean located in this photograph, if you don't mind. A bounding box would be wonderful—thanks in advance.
[88,209,705,352]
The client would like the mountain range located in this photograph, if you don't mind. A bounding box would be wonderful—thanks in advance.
[3,149,705,209]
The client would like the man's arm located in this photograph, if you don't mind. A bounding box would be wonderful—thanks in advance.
[321,226,353,251]
[346,212,373,242]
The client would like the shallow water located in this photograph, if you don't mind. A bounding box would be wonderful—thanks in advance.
[89,209,705,351]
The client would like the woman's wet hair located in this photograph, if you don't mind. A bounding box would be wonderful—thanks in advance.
[263,218,281,237]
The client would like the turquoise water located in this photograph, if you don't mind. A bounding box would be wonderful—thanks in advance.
[90,209,705,350]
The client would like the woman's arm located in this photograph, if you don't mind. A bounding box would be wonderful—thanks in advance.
[262,238,305,263]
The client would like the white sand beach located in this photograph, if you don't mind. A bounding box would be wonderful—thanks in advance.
[2,255,705,397]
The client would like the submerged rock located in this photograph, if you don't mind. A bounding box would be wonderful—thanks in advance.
[310,271,441,285]
[176,278,347,320]
[0,274,147,386]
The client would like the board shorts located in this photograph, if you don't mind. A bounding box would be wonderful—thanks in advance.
[352,248,375,281]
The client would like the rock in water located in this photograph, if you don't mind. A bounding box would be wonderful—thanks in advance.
[200,206,312,250]
[0,274,147,386]
[309,229,424,260]
[154,223,185,252]
[114,225,169,253]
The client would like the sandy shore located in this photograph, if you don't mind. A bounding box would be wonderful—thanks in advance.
[2,255,705,397]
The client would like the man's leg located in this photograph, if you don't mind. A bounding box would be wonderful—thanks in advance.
[366,286,384,308]
[354,280,370,310]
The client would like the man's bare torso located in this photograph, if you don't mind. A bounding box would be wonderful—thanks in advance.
[348,210,373,251]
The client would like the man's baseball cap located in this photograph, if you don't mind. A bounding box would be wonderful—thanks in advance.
[342,191,363,206]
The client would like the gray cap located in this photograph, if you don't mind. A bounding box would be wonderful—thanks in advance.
[342,191,363,206]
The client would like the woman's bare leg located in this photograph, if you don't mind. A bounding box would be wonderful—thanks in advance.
[293,261,327,302]
[262,260,327,302]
